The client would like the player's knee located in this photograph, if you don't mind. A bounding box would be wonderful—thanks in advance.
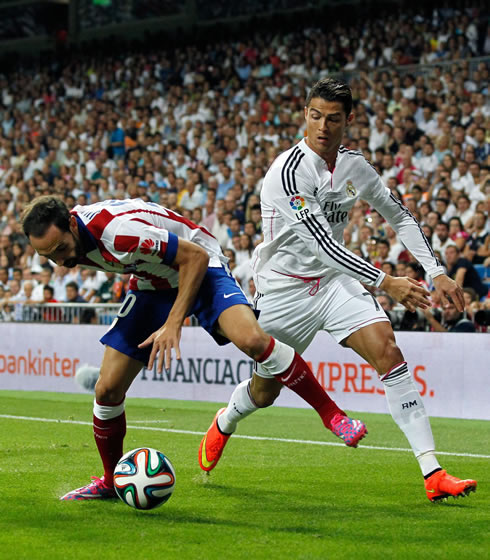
[95,378,125,404]
[385,338,404,362]
[236,329,269,360]
[377,339,404,374]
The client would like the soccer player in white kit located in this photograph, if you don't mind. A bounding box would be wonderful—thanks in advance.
[200,78,477,502]
[22,195,366,501]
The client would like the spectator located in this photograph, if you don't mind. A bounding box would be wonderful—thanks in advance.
[445,244,488,300]
[0,266,8,290]
[424,300,476,333]
[80,269,106,302]
[235,233,254,266]
[31,267,54,302]
[454,193,473,226]
[95,272,122,303]
[108,119,125,160]
[473,127,489,163]
[432,221,454,254]
[41,285,62,322]
[406,262,429,290]
[65,281,96,324]
[464,211,489,264]
[448,216,470,252]
[417,142,439,178]
[65,281,86,304]
[53,266,73,301]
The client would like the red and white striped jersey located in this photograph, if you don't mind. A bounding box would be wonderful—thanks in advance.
[71,199,226,291]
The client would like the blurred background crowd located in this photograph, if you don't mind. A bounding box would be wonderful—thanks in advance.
[0,0,488,332]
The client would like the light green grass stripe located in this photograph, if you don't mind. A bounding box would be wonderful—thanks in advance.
[2,413,489,459]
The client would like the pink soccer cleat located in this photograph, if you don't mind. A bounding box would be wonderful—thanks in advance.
[60,476,117,501]
[330,413,367,447]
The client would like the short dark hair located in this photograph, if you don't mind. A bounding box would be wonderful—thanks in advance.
[406,262,424,278]
[435,197,449,207]
[66,281,79,292]
[305,78,353,116]
[21,196,71,238]
[43,284,54,297]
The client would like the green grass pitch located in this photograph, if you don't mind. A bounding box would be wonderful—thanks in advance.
[0,390,488,560]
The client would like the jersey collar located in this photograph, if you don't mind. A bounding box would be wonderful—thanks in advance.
[72,213,98,254]
[300,138,335,172]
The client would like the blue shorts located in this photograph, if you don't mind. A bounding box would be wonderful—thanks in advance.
[100,265,251,363]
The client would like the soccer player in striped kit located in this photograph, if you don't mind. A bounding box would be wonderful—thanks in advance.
[200,78,477,502]
[22,195,367,500]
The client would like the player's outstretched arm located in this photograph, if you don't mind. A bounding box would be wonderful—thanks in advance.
[138,239,209,373]
[380,275,431,312]
[432,274,465,312]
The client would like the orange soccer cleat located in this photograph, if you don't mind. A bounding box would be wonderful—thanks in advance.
[198,408,231,472]
[424,469,477,502]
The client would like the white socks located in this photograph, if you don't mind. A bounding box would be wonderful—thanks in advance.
[218,380,258,434]
[258,338,295,375]
[382,362,441,476]
[217,339,295,435]
[218,358,442,477]
[93,398,125,420]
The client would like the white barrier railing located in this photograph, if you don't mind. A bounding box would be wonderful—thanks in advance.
[0,302,120,325]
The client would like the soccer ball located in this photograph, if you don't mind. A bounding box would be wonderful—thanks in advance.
[113,447,176,510]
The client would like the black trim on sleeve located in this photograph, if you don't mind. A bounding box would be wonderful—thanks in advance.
[303,214,380,283]
[281,147,304,196]
[388,193,440,265]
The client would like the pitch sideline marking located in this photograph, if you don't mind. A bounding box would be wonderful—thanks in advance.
[0,413,489,460]
[128,420,170,423]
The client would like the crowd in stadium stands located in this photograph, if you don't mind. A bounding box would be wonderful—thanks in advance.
[76,0,184,31]
[0,5,488,331]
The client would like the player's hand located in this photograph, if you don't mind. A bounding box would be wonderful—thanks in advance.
[138,321,182,374]
[380,275,431,312]
[432,274,465,312]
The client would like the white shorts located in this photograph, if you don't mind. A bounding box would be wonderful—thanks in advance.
[254,275,389,379]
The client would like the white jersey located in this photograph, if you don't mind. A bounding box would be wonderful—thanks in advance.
[252,139,443,294]
[72,199,226,291]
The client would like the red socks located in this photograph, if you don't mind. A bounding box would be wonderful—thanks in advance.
[93,410,126,486]
[276,352,344,429]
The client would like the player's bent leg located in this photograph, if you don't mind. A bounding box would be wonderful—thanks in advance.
[217,305,367,447]
[344,322,477,501]
[199,408,230,472]
[61,347,144,501]
[218,305,336,412]
[249,372,282,407]
[198,374,281,472]
[345,324,439,470]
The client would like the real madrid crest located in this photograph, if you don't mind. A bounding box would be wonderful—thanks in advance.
[346,180,357,198]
